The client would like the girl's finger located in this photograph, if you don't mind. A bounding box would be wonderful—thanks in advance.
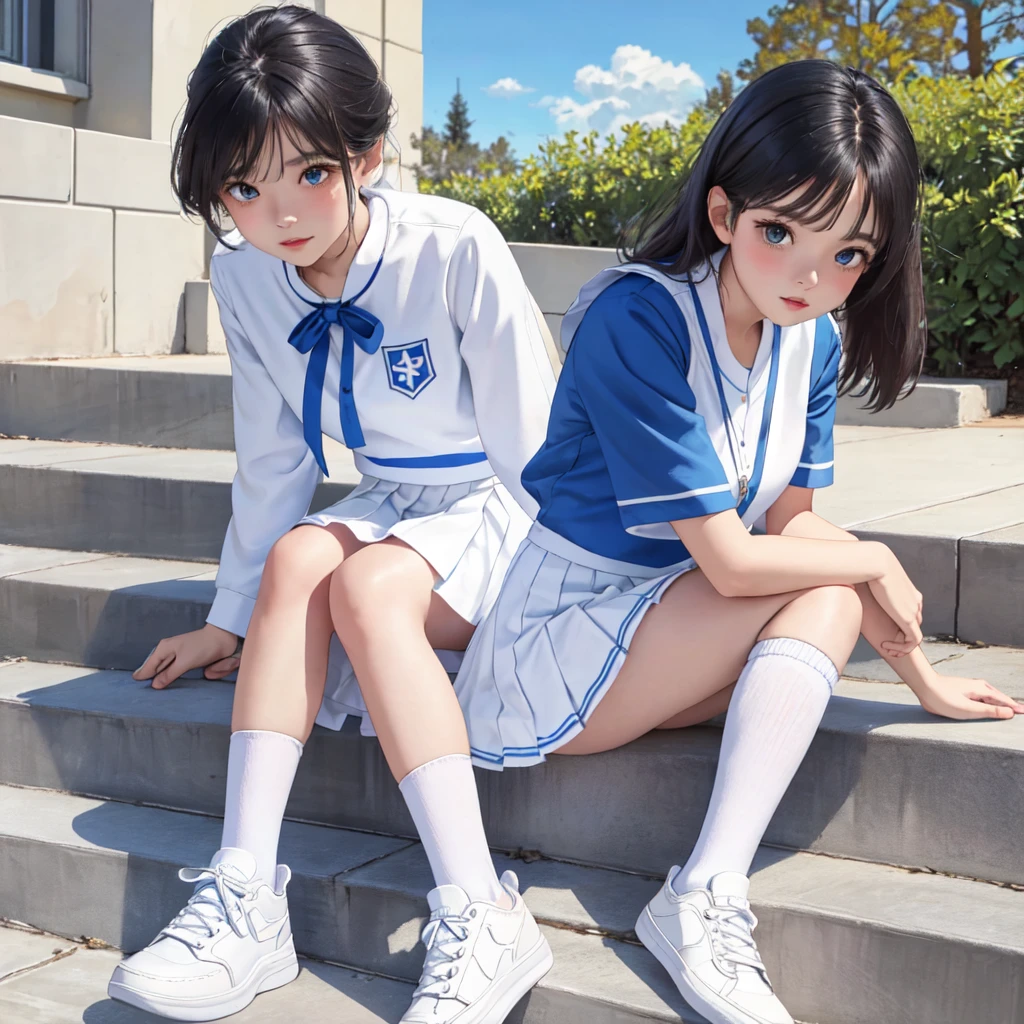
[134,645,172,681]
[151,658,189,690]
[205,657,241,680]
[972,690,1024,713]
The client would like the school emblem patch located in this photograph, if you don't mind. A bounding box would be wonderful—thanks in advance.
[383,339,436,399]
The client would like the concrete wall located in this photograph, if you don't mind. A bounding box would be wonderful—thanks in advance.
[509,243,621,349]
[0,1,423,175]
[0,115,204,359]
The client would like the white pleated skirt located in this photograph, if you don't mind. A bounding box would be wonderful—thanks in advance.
[454,524,695,770]
[303,474,530,733]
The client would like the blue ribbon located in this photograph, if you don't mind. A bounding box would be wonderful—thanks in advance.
[284,258,384,476]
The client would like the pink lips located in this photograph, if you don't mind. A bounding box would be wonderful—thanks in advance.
[280,237,312,248]
[781,297,809,311]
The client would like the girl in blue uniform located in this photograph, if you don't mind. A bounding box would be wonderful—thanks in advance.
[108,7,556,1022]
[455,59,1023,1024]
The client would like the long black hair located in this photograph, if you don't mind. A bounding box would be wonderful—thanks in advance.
[627,60,925,410]
[172,4,392,245]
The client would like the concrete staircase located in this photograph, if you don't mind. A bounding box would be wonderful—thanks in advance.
[1,355,1024,1024]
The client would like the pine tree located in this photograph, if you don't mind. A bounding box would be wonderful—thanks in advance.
[444,79,473,148]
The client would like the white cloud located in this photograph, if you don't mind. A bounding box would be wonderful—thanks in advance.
[538,45,705,134]
[484,77,534,98]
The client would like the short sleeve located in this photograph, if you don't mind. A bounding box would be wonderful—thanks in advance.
[571,276,735,534]
[790,315,841,489]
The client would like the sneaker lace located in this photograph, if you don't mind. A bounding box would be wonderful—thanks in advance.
[412,909,473,998]
[159,866,254,949]
[704,901,766,975]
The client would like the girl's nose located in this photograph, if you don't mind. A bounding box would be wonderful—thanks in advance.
[797,268,819,288]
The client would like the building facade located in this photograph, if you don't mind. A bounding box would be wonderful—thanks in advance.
[0,0,423,359]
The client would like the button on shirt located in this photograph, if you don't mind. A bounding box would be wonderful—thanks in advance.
[522,257,841,572]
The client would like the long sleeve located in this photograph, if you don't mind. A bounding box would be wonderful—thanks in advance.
[448,211,556,518]
[207,260,322,637]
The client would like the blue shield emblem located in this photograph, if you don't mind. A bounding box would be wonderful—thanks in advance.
[383,339,436,399]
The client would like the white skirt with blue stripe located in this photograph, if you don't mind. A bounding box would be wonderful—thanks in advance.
[453,523,694,770]
[303,474,529,733]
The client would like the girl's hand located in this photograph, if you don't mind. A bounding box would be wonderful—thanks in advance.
[867,549,924,654]
[134,623,241,690]
[914,675,1024,721]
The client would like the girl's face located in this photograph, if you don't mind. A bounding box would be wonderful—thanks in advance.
[708,177,878,326]
[219,131,383,266]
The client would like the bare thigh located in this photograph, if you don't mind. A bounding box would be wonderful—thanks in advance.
[555,571,860,757]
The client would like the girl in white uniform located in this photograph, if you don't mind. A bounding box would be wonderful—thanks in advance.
[455,60,1023,1024]
[107,7,556,1022]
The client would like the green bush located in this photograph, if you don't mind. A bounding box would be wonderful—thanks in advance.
[422,70,1023,375]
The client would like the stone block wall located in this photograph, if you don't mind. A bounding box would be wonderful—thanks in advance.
[509,243,621,354]
[0,114,204,360]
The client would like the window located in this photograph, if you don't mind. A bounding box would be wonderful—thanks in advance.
[0,0,88,82]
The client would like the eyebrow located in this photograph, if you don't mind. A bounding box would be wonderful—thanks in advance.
[284,153,335,167]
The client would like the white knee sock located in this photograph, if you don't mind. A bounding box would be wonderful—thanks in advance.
[675,637,838,893]
[220,729,303,887]
[399,753,507,906]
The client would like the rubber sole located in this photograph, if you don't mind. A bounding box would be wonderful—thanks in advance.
[635,906,790,1024]
[107,940,300,1022]
[402,933,554,1024]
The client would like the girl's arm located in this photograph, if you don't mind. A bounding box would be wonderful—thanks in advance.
[670,508,923,645]
[764,485,933,673]
[206,258,322,640]
[759,485,1023,720]
[450,211,557,518]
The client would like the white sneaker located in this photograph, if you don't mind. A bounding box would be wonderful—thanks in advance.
[401,870,553,1024]
[635,868,793,1024]
[107,848,299,1022]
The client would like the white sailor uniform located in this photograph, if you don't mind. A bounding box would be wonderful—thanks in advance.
[207,184,556,731]
[454,251,841,768]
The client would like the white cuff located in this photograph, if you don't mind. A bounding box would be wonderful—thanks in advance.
[207,588,256,638]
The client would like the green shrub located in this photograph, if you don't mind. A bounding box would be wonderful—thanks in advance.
[422,70,1023,375]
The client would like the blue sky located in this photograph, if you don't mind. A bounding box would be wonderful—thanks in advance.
[421,0,1024,158]
[422,0,786,155]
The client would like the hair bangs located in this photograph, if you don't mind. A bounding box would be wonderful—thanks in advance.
[172,5,392,242]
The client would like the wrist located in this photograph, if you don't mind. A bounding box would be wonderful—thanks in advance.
[866,542,894,580]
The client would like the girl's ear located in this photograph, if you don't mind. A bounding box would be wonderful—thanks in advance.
[353,137,385,182]
[707,185,735,246]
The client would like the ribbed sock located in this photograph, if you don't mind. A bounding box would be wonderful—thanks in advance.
[219,729,303,887]
[399,753,508,906]
[675,638,838,892]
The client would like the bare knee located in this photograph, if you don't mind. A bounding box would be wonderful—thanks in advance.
[330,546,432,646]
[261,525,343,605]
[760,584,862,670]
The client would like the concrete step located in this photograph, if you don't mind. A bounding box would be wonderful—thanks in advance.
[3,425,1023,642]
[2,654,1022,885]
[0,440,358,562]
[838,376,1007,428]
[1,940,415,1024]
[3,784,1023,1024]
[814,424,1024,644]
[0,357,233,451]
[0,358,1008,449]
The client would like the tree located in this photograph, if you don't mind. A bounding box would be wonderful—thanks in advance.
[410,87,518,184]
[444,79,473,148]
[702,69,737,116]
[739,1,1023,82]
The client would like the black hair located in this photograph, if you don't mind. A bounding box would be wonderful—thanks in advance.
[627,60,925,410]
[172,4,392,245]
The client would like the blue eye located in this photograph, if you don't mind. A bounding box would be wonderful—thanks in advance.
[303,167,328,186]
[227,182,259,202]
[836,249,865,268]
[764,224,790,246]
